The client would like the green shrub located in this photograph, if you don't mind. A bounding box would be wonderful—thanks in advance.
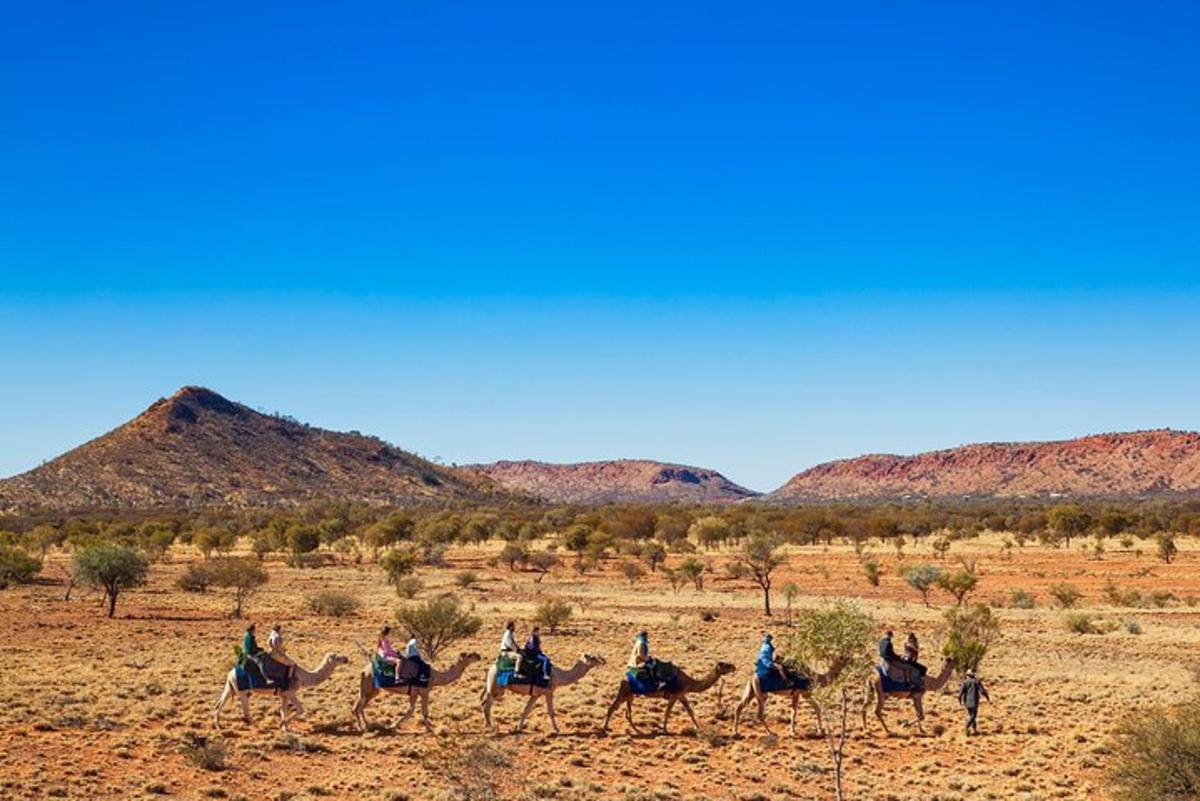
[533,598,573,633]
[74,544,149,617]
[1048,582,1082,609]
[176,563,213,593]
[862,558,880,587]
[395,594,481,660]
[1009,589,1036,609]
[1124,619,1143,635]
[455,570,479,589]
[306,590,361,618]
[394,576,423,599]
[1107,699,1200,801]
[1064,613,1099,634]
[0,545,41,589]
[942,604,1000,675]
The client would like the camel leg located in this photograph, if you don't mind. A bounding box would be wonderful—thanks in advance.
[397,694,417,728]
[214,679,232,728]
[662,698,676,733]
[804,693,824,737]
[545,691,560,735]
[239,691,251,723]
[516,694,538,733]
[419,692,433,733]
[481,691,495,730]
[680,696,700,733]
[789,693,799,736]
[912,695,926,734]
[603,687,631,733]
[875,692,891,736]
[625,696,639,733]
[733,685,750,736]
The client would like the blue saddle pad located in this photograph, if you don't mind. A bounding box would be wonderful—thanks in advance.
[234,664,272,691]
[373,666,429,690]
[497,670,549,689]
[626,670,680,695]
[756,667,810,693]
[875,665,918,693]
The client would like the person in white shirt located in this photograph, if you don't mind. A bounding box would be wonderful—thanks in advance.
[499,620,519,657]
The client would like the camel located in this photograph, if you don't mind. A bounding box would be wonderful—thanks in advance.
[601,661,736,735]
[732,657,848,737]
[861,657,955,735]
[213,652,349,731]
[479,653,606,733]
[352,651,481,733]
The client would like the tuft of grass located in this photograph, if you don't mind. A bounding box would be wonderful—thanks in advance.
[181,735,227,772]
[305,590,361,617]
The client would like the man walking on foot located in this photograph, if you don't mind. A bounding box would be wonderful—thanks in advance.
[958,669,990,736]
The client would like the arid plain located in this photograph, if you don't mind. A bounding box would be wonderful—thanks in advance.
[1,533,1196,801]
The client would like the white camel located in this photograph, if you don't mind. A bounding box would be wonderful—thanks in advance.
[352,651,481,733]
[213,652,349,731]
[479,653,606,733]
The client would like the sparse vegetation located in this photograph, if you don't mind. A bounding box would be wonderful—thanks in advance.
[1049,582,1083,609]
[904,564,944,607]
[1107,699,1200,801]
[533,598,573,633]
[306,590,360,617]
[0,545,41,589]
[395,594,482,660]
[73,544,149,617]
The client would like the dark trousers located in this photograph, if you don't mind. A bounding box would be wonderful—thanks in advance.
[965,705,979,734]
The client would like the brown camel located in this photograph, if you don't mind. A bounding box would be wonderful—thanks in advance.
[732,657,848,737]
[213,652,349,731]
[861,656,955,735]
[601,661,736,734]
[352,651,481,732]
[480,653,606,733]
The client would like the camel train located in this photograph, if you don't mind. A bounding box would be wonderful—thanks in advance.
[216,624,961,737]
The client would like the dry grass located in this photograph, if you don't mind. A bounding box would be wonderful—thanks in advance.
[1,533,1198,799]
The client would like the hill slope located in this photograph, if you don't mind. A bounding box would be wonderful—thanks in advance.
[468,459,759,504]
[0,387,505,510]
[768,429,1200,501]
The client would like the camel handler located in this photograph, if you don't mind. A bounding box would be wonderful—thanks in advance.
[958,669,991,736]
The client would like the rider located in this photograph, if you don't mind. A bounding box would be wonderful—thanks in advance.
[405,630,428,679]
[241,623,262,664]
[903,632,928,683]
[628,630,656,682]
[756,632,789,685]
[499,620,519,661]
[524,625,551,682]
[377,625,403,679]
[267,624,297,686]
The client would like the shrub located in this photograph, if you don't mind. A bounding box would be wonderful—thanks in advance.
[942,604,1000,675]
[176,563,213,593]
[181,735,227,772]
[533,598,573,633]
[455,570,479,590]
[620,560,645,586]
[526,550,558,583]
[678,557,705,591]
[1048,582,1082,609]
[862,558,880,587]
[306,590,361,618]
[1156,533,1178,564]
[1009,589,1036,609]
[211,557,269,619]
[1148,590,1176,608]
[394,576,423,599]
[74,544,149,617]
[381,548,418,586]
[0,545,41,589]
[1107,699,1200,801]
[1065,613,1099,634]
[497,543,527,571]
[396,595,482,660]
[936,566,978,606]
[1124,619,1143,635]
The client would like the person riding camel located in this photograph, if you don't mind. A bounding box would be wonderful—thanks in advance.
[377,625,403,679]
[756,632,789,685]
[878,628,906,684]
[499,620,519,660]
[404,631,428,679]
[267,624,297,686]
[241,623,262,664]
[903,631,928,682]
[524,625,551,681]
[629,630,657,683]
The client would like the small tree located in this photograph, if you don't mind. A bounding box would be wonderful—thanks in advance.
[396,594,482,660]
[74,544,149,617]
[689,516,732,550]
[931,536,951,559]
[381,548,418,589]
[941,603,1000,676]
[1107,699,1200,801]
[1156,533,1178,564]
[678,557,705,591]
[1047,504,1092,548]
[286,524,321,566]
[0,545,41,589]
[526,550,558,583]
[904,564,944,608]
[664,567,685,594]
[620,560,645,586]
[640,541,667,573]
[738,533,785,615]
[936,566,979,606]
[211,557,269,619]
[862,558,880,587]
[498,543,528,571]
[781,600,876,801]
[780,581,800,626]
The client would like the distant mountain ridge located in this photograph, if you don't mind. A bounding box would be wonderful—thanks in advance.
[0,387,506,511]
[767,429,1200,501]
[466,459,760,504]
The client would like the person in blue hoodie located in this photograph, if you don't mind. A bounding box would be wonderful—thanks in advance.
[756,633,789,686]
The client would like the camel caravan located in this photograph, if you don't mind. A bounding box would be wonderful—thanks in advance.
[214,621,977,736]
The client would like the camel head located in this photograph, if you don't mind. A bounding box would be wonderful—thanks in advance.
[324,653,351,668]
[581,653,607,667]
[715,661,737,677]
[458,651,483,665]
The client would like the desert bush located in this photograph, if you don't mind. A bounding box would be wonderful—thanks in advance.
[181,735,227,772]
[526,550,558,583]
[455,570,479,589]
[533,598,573,634]
[640,540,667,572]
[396,594,482,660]
[936,565,978,606]
[306,590,361,618]
[394,576,423,599]
[620,560,645,586]
[678,557,705,591]
[1048,582,1083,609]
[904,564,944,607]
[176,563,213,593]
[0,545,41,589]
[74,544,149,617]
[1156,533,1178,564]
[497,543,527,571]
[1123,619,1143,635]
[862,558,880,587]
[1107,699,1200,801]
[1103,580,1142,607]
[942,604,1000,675]
[1064,612,1100,634]
[1147,590,1176,608]
[1009,589,1036,609]
[380,548,418,586]
[211,557,269,619]
[428,735,511,801]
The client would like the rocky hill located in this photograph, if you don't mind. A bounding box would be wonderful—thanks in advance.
[768,430,1200,501]
[0,387,507,511]
[467,459,759,504]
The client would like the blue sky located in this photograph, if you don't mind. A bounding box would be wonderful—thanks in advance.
[2,2,1199,490]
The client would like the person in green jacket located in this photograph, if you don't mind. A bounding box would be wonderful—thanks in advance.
[241,623,262,665]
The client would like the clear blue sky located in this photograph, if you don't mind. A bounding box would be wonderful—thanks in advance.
[2,2,1199,491]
